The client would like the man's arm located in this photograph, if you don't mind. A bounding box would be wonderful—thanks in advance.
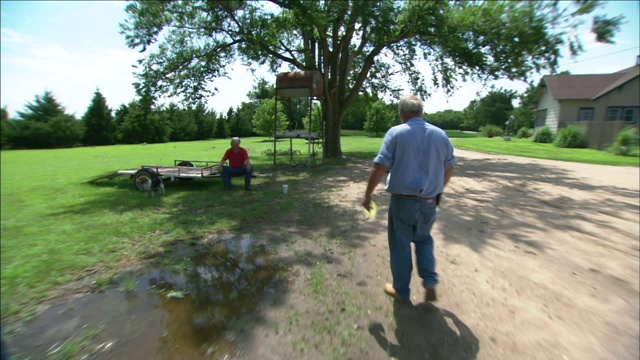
[444,165,454,188]
[362,163,388,210]
[218,151,228,171]
[244,150,252,171]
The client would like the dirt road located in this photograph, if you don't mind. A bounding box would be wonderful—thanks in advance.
[242,149,639,360]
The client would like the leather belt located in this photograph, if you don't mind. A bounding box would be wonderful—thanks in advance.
[392,194,436,201]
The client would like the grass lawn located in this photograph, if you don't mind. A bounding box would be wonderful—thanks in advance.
[0,138,323,318]
[1,131,636,319]
[450,137,640,166]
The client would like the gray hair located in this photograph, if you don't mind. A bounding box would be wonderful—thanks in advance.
[230,137,241,145]
[398,95,423,115]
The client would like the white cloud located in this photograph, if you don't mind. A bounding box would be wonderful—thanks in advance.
[1,36,141,117]
[0,28,33,44]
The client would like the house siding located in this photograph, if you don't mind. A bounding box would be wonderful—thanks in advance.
[536,85,561,132]
[563,76,639,149]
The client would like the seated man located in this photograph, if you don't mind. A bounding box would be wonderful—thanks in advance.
[218,137,253,191]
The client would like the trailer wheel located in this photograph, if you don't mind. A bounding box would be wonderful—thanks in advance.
[177,161,195,181]
[134,168,160,191]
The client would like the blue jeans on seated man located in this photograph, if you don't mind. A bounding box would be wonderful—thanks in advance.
[221,165,252,188]
[388,195,438,300]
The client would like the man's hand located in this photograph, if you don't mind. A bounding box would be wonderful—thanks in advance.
[362,194,373,211]
[246,163,252,172]
[362,163,387,212]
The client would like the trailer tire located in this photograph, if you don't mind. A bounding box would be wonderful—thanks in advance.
[176,161,195,181]
[134,168,160,191]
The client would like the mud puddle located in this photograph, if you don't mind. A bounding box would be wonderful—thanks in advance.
[7,235,286,359]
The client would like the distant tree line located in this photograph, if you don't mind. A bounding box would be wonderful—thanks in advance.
[0,80,537,149]
[1,79,271,149]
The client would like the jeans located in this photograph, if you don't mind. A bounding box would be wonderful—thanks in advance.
[388,195,438,300]
[221,166,253,188]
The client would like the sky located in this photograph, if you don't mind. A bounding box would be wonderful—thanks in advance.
[1,1,639,118]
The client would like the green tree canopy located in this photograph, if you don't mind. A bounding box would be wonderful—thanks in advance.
[253,98,287,137]
[247,78,275,102]
[365,100,396,137]
[511,83,538,131]
[83,89,116,146]
[425,109,467,131]
[463,88,517,130]
[121,0,623,157]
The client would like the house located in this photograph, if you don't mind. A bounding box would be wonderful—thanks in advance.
[533,59,639,150]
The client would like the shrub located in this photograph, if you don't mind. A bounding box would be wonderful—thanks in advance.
[554,125,586,148]
[516,127,533,138]
[608,127,639,156]
[479,125,504,138]
[533,126,554,143]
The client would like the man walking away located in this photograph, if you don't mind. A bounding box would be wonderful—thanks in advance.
[362,95,455,303]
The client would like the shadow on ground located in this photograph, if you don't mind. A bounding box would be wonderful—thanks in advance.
[434,155,639,253]
[369,302,479,360]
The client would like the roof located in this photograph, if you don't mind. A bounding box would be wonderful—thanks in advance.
[538,65,639,101]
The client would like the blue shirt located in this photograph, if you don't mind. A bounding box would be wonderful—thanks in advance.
[373,117,455,197]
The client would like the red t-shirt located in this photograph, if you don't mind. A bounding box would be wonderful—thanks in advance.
[223,147,249,168]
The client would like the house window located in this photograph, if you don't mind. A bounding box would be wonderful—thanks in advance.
[607,107,621,121]
[535,109,547,127]
[578,108,594,121]
[607,107,639,123]
[623,107,639,124]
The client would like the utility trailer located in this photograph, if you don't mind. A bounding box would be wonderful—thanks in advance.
[87,160,222,191]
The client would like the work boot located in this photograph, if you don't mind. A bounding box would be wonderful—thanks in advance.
[424,287,437,302]
[384,283,410,303]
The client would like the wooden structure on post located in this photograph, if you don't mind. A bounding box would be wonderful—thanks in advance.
[273,70,324,166]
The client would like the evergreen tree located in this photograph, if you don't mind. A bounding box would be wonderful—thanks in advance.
[1,107,9,149]
[8,91,83,148]
[166,102,197,141]
[233,102,257,137]
[117,100,147,144]
[16,91,65,123]
[82,89,115,146]
[193,107,215,140]
[213,111,229,139]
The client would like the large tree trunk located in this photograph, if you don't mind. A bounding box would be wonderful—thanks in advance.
[323,94,344,158]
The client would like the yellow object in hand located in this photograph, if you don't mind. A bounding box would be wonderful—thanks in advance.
[364,200,378,219]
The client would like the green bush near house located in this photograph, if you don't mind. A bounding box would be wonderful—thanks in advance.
[555,125,587,148]
[516,127,533,138]
[608,127,639,156]
[533,126,554,143]
[479,125,504,138]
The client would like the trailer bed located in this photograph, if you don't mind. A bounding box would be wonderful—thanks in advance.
[87,159,222,184]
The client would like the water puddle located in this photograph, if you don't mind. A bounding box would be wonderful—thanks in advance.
[8,234,286,359]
